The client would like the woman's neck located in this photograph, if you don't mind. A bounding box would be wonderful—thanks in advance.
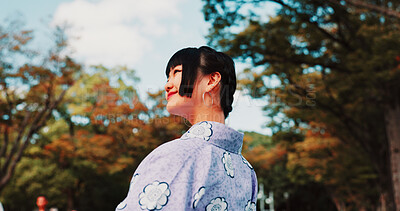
[187,106,225,125]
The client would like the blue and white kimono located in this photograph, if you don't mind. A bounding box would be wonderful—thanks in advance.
[116,121,258,210]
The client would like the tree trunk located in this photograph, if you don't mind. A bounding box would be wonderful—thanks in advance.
[378,192,387,211]
[384,103,400,211]
[332,196,346,211]
[67,188,75,211]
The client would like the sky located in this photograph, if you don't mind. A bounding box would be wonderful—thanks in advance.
[0,0,278,135]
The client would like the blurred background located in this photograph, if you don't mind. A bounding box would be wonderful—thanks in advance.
[0,0,399,210]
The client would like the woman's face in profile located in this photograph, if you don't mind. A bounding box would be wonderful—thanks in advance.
[165,65,205,117]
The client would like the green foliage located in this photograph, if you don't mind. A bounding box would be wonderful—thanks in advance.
[1,153,76,210]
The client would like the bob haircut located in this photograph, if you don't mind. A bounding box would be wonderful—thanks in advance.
[166,46,237,119]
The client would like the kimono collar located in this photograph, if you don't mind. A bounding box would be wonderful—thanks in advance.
[180,121,244,154]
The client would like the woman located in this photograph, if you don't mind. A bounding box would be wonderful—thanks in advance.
[116,46,258,210]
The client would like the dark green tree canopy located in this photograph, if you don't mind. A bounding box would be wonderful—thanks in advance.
[203,0,400,210]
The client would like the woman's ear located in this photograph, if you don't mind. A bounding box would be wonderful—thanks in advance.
[206,72,222,93]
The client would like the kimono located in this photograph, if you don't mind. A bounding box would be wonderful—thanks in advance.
[115,121,258,210]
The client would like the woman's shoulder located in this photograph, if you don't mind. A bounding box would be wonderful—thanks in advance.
[157,137,204,152]
[138,136,211,168]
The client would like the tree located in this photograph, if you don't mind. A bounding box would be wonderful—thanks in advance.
[0,146,76,210]
[242,130,341,210]
[286,126,378,210]
[203,0,400,209]
[0,19,81,192]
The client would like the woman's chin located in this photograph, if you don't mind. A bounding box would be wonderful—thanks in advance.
[166,103,179,115]
[167,104,189,119]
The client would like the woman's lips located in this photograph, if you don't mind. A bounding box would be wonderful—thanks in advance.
[167,91,177,100]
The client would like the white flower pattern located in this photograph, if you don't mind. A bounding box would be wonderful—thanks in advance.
[242,156,253,169]
[184,121,213,141]
[206,197,228,211]
[116,200,127,210]
[193,186,206,208]
[222,152,234,178]
[139,181,170,210]
[245,200,256,211]
[129,173,139,190]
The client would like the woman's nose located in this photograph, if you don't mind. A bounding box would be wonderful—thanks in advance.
[165,80,173,92]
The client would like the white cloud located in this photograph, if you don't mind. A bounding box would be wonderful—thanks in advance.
[52,0,183,67]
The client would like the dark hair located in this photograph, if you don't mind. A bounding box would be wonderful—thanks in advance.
[166,46,236,119]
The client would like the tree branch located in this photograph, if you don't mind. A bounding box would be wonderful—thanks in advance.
[0,126,8,159]
[275,0,354,51]
[0,88,68,190]
[343,0,400,19]
[256,54,351,74]
[1,82,54,175]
